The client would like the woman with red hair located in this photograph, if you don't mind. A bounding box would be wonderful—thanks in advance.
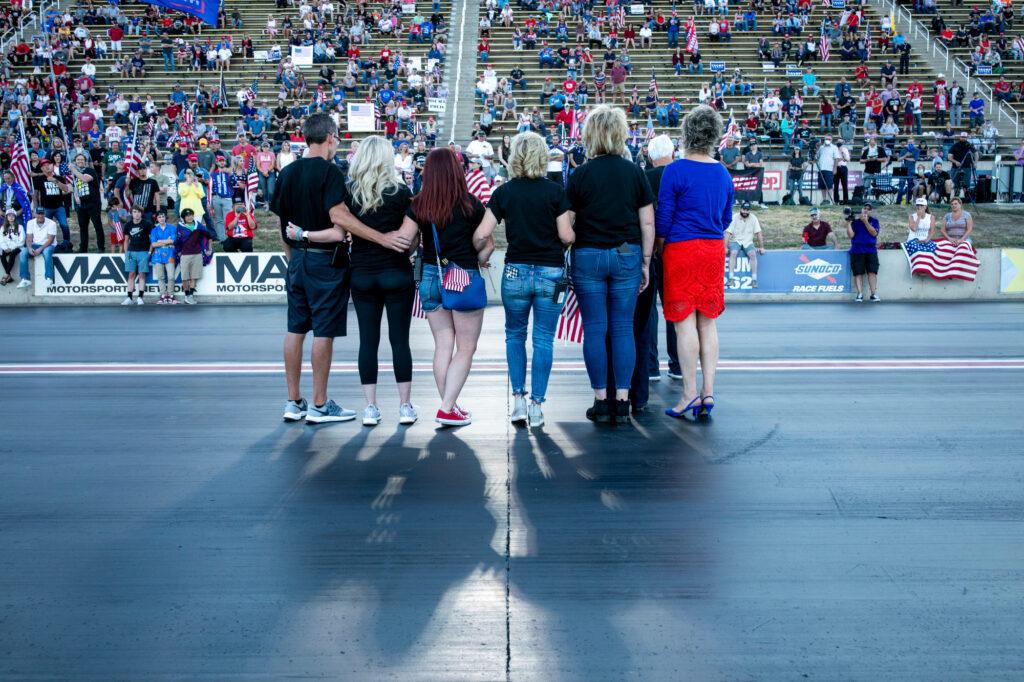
[398,148,489,427]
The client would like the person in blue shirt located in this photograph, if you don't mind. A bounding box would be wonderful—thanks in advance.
[845,204,881,302]
[169,85,186,105]
[656,105,733,421]
[968,93,986,127]
[538,45,555,69]
[895,137,920,204]
[149,210,179,304]
[208,157,234,242]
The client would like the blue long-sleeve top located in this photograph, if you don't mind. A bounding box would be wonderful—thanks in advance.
[655,159,735,243]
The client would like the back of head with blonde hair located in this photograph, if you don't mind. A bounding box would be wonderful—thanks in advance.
[582,104,628,158]
[508,131,548,179]
[681,105,723,157]
[348,134,403,213]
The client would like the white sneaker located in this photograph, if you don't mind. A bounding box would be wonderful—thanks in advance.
[44,277,53,286]
[135,296,145,306]
[510,395,528,423]
[528,402,544,428]
[185,295,197,305]
[399,403,418,425]
[120,297,133,305]
[855,292,864,303]
[362,404,382,426]
[16,279,30,289]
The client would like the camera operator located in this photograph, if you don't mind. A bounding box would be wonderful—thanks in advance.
[845,204,881,303]
[859,137,889,198]
[947,132,975,199]
[926,161,953,204]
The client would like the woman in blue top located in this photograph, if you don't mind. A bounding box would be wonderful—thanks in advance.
[656,105,734,421]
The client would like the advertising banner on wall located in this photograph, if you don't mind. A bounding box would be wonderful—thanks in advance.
[1000,248,1024,293]
[35,253,288,297]
[726,250,851,293]
[729,167,764,204]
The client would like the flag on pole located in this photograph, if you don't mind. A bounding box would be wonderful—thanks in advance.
[865,24,872,60]
[217,70,229,109]
[718,111,738,150]
[243,78,259,102]
[685,18,699,53]
[902,239,980,281]
[889,8,896,35]
[556,288,584,344]
[245,153,259,210]
[110,213,124,242]
[11,119,33,203]
[648,72,659,99]
[122,117,142,211]
[820,34,831,62]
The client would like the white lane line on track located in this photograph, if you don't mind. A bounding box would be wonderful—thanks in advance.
[2,359,1023,374]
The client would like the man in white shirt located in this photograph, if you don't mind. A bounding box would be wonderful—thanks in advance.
[763,93,782,115]
[81,57,97,79]
[724,201,765,288]
[465,131,495,178]
[815,135,840,200]
[18,207,58,288]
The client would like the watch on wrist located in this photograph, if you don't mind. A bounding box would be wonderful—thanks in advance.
[301,230,309,243]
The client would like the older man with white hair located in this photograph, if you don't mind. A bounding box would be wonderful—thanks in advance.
[645,134,681,381]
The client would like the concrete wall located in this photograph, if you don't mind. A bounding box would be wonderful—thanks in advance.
[1,248,1019,306]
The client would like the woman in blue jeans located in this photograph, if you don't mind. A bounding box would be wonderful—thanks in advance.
[565,105,655,424]
[474,131,575,428]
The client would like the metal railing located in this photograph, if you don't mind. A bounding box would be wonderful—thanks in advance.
[872,0,1020,137]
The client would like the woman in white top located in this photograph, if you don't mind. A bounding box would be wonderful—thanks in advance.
[0,209,24,285]
[277,144,296,171]
[907,197,933,242]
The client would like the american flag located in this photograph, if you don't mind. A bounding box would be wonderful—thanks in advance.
[314,87,325,107]
[11,119,32,199]
[110,213,124,242]
[865,24,872,60]
[441,264,472,292]
[820,34,830,62]
[685,18,699,54]
[903,238,980,281]
[718,111,738,150]
[244,78,259,102]
[569,108,585,139]
[465,168,492,205]
[217,70,229,109]
[555,288,583,344]
[412,290,427,318]
[245,154,259,210]
[648,73,659,99]
[122,118,142,211]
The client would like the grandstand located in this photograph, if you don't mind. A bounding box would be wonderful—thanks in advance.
[471,0,1023,157]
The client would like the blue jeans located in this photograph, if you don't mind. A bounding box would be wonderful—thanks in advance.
[502,263,566,403]
[43,206,70,243]
[20,243,55,280]
[571,244,642,391]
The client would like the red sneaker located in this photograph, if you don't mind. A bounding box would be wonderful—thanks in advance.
[435,408,472,427]
[454,404,472,418]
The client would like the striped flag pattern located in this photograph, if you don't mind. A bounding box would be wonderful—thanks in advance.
[685,18,699,53]
[648,73,659,99]
[122,118,142,211]
[465,169,492,206]
[245,154,259,210]
[111,214,124,242]
[556,288,583,344]
[718,111,738,150]
[11,120,32,199]
[441,265,472,292]
[820,35,830,62]
[903,239,980,281]
[412,290,427,318]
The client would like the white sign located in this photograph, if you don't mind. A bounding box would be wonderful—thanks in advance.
[253,50,269,62]
[629,3,644,13]
[408,56,422,72]
[35,253,288,297]
[347,102,376,132]
[401,2,415,13]
[291,45,313,66]
[427,97,447,113]
[761,62,776,71]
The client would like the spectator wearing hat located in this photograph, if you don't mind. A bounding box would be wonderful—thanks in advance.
[846,204,881,302]
[174,207,213,305]
[0,209,25,285]
[149,211,178,304]
[224,200,257,252]
[724,201,765,288]
[18,208,57,288]
[121,206,152,305]
[465,131,496,179]
[33,159,72,252]
[176,168,208,226]
[907,197,934,242]
[802,208,837,249]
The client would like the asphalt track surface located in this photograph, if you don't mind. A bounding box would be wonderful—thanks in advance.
[2,303,1023,681]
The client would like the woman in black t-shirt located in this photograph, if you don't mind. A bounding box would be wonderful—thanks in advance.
[399,148,488,427]
[565,104,655,424]
[473,132,574,428]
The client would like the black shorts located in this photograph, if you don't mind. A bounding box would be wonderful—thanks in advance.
[849,252,880,276]
[287,249,350,338]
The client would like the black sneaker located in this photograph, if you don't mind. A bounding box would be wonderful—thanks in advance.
[585,398,612,423]
[614,399,632,424]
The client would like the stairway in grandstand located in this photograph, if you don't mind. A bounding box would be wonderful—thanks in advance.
[10,0,454,144]
[473,1,1022,154]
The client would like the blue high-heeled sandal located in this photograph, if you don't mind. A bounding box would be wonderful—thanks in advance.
[665,396,702,420]
[699,396,715,421]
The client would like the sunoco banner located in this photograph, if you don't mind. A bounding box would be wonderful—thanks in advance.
[36,253,289,297]
[726,250,850,293]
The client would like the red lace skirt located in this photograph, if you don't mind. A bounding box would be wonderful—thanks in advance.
[662,239,726,321]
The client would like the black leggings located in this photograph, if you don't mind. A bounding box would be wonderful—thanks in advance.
[1,249,17,276]
[350,267,415,385]
[78,203,104,252]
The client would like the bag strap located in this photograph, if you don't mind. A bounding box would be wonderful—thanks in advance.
[430,222,445,269]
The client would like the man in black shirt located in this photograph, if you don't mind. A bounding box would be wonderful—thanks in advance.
[948,133,975,196]
[69,152,104,252]
[127,171,161,222]
[33,159,72,251]
[272,113,410,424]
